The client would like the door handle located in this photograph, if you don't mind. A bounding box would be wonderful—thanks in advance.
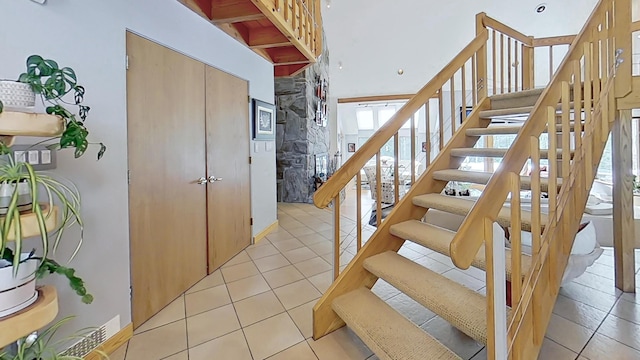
[208,176,223,183]
[197,177,208,185]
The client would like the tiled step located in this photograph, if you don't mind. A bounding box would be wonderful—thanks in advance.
[389,220,532,281]
[450,147,574,159]
[364,251,491,344]
[433,169,562,192]
[412,193,547,231]
[332,287,462,360]
[466,122,585,136]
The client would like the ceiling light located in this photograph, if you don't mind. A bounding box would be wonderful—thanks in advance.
[338,61,343,70]
[326,0,331,8]
[397,69,404,75]
[535,3,547,13]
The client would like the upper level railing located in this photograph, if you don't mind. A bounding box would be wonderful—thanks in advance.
[262,0,323,57]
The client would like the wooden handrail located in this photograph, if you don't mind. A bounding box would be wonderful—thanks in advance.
[480,13,533,46]
[313,30,489,208]
[449,0,627,269]
[532,35,576,47]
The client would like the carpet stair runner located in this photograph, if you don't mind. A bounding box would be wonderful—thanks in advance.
[328,86,581,359]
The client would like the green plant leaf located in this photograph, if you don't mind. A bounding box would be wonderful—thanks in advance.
[25,54,44,75]
[0,99,3,113]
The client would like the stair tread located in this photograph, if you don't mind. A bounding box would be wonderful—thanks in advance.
[451,147,573,159]
[333,287,462,360]
[466,122,585,136]
[390,220,532,281]
[488,88,545,102]
[479,106,534,118]
[412,193,547,231]
[364,251,490,344]
[433,169,562,192]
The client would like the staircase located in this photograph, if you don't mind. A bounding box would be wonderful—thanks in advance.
[311,1,632,359]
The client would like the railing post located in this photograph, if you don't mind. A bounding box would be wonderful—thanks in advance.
[484,217,507,360]
[476,12,488,100]
[614,0,631,98]
[612,109,636,292]
[522,36,535,89]
[332,195,340,280]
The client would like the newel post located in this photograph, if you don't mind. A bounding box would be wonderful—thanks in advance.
[475,12,488,100]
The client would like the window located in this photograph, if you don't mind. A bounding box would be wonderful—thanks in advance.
[356,109,374,130]
[377,108,396,128]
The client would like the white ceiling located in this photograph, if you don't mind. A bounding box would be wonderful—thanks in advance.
[321,0,600,98]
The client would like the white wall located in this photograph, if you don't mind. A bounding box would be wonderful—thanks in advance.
[0,0,275,338]
[322,0,599,99]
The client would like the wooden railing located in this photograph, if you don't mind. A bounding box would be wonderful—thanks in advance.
[480,13,577,94]
[314,31,488,278]
[263,0,323,57]
[449,0,631,358]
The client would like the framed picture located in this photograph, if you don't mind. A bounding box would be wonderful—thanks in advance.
[347,143,356,153]
[252,99,275,140]
[421,141,427,152]
[459,106,473,123]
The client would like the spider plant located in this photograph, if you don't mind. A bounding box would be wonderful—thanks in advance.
[0,156,82,277]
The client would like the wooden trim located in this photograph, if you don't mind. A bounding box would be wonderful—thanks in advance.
[480,14,533,45]
[617,76,640,109]
[314,31,488,209]
[631,20,640,32]
[253,220,279,244]
[337,94,419,104]
[83,323,133,360]
[532,35,576,47]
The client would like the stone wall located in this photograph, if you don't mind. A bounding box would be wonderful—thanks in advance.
[275,46,330,203]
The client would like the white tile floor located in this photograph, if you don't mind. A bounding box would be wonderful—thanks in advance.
[110,202,640,360]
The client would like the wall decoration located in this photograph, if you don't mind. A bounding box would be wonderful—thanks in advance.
[347,143,356,152]
[421,141,427,152]
[314,76,328,127]
[252,98,275,140]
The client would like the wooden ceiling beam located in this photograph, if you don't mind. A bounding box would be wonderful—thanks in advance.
[274,63,309,77]
[210,1,265,24]
[266,46,307,64]
[249,27,290,49]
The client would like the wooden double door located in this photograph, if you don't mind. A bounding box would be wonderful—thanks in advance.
[126,33,252,328]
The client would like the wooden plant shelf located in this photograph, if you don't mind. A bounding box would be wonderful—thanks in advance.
[4,204,58,241]
[0,111,64,145]
[0,286,59,348]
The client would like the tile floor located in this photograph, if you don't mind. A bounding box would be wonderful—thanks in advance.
[110,202,640,360]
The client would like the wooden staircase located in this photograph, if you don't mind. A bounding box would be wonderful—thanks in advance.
[311,1,633,359]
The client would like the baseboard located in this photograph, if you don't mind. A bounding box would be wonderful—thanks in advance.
[253,220,279,244]
[84,323,133,360]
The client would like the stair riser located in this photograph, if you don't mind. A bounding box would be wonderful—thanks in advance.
[490,93,542,110]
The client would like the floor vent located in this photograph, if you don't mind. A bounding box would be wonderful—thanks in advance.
[59,325,107,358]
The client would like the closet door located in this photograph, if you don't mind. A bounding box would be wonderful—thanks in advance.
[127,33,208,328]
[205,66,252,270]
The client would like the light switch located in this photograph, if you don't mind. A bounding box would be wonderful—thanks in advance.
[40,150,51,164]
[28,150,39,164]
[14,151,25,163]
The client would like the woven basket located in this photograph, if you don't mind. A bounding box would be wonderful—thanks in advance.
[0,80,35,110]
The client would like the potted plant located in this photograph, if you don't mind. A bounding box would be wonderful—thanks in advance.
[0,156,92,317]
[0,80,35,113]
[0,316,107,360]
[0,55,105,160]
